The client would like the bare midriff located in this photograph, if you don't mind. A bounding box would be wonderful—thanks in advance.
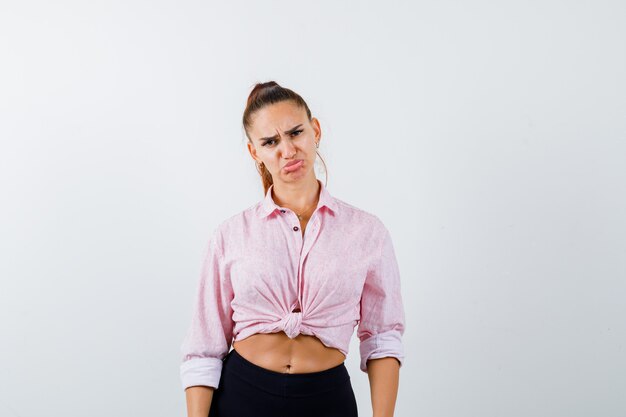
[232,330,346,374]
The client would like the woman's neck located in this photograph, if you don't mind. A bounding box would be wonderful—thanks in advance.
[271,177,321,215]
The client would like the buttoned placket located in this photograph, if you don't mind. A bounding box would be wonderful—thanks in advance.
[277,206,322,338]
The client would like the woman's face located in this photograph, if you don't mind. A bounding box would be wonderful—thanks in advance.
[247,101,321,185]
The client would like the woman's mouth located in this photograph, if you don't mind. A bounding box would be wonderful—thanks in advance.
[283,160,304,173]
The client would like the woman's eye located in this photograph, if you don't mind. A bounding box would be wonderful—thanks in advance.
[262,130,302,147]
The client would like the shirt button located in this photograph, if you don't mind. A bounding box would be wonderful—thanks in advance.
[280,209,286,213]
[293,226,299,231]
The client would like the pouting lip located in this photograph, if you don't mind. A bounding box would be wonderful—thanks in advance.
[284,159,303,169]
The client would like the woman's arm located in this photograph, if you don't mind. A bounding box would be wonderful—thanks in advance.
[357,222,406,416]
[185,386,215,417]
[179,229,234,413]
[366,357,400,417]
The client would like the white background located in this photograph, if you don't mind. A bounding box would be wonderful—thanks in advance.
[1,1,625,416]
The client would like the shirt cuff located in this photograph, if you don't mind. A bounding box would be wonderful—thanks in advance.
[180,357,223,390]
[359,329,405,372]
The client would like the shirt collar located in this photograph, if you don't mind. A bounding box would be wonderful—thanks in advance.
[257,178,338,219]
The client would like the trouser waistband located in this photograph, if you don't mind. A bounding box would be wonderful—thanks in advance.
[222,348,351,398]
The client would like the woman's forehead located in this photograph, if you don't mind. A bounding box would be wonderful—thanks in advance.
[251,103,307,136]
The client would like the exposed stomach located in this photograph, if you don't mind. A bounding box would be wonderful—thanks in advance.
[232,331,346,374]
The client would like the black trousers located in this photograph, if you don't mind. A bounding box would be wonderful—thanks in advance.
[208,348,359,417]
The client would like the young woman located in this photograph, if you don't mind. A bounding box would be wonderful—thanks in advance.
[180,81,406,417]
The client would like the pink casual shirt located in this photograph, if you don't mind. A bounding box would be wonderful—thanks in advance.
[179,178,406,390]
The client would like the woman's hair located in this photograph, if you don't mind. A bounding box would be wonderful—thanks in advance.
[242,81,328,195]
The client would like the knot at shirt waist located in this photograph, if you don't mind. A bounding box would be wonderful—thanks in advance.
[280,311,303,338]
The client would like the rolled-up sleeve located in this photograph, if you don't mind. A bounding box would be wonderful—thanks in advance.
[357,224,406,373]
[179,230,234,391]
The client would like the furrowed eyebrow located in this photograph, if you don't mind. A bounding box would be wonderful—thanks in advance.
[258,124,303,142]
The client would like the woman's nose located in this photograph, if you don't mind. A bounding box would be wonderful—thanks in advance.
[281,137,296,156]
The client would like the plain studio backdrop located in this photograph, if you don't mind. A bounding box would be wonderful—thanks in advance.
[1,1,624,416]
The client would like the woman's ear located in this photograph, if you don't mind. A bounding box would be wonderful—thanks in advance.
[310,117,322,142]
[247,141,260,163]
